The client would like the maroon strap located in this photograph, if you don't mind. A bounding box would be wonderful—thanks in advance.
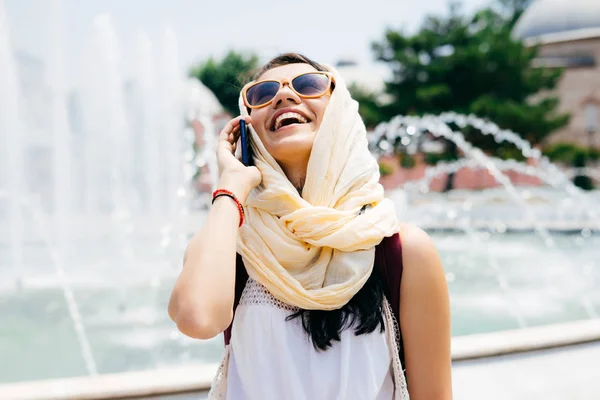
[375,233,405,370]
[224,233,405,366]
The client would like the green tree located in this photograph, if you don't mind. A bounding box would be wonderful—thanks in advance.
[371,1,569,165]
[189,50,259,116]
[348,83,384,129]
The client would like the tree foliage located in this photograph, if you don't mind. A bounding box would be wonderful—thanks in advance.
[189,50,259,116]
[348,83,384,129]
[371,1,569,153]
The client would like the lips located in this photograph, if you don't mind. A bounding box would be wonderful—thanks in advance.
[269,108,312,132]
[273,112,308,131]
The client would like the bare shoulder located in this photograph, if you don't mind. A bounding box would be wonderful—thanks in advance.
[398,222,444,280]
[396,223,449,318]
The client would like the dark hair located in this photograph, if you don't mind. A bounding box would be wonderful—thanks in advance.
[248,52,330,82]
[251,53,385,350]
[287,267,386,351]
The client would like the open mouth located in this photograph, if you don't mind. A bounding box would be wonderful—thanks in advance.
[271,112,311,132]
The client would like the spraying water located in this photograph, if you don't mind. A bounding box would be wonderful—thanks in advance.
[0,0,24,270]
[0,4,217,378]
[1,1,598,383]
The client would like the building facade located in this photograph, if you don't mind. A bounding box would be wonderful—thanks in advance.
[513,0,600,148]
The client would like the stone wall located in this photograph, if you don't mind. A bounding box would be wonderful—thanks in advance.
[538,37,600,147]
[378,155,543,191]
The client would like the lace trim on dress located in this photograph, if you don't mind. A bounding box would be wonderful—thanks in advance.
[208,280,409,399]
[383,298,410,399]
[208,344,230,399]
[238,278,300,312]
[209,279,298,399]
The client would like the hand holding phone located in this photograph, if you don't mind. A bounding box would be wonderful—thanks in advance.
[239,119,253,167]
[215,117,261,200]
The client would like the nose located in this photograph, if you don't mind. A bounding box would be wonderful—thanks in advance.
[271,82,301,108]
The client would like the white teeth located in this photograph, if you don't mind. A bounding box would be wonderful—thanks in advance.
[273,112,308,131]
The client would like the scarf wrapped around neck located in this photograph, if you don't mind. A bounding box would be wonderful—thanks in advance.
[236,67,399,311]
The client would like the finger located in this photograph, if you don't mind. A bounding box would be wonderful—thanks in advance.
[231,120,250,146]
[219,118,242,142]
[227,131,239,146]
[228,121,245,143]
[219,127,234,144]
[222,116,243,135]
[232,125,243,143]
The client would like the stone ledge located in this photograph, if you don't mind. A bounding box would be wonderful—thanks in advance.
[1,364,216,400]
[2,319,600,400]
[452,318,600,361]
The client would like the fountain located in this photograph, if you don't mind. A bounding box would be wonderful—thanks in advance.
[0,1,219,384]
[0,0,24,271]
[371,114,599,329]
[0,1,599,391]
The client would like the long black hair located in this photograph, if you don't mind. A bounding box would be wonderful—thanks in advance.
[247,53,386,350]
[286,267,386,351]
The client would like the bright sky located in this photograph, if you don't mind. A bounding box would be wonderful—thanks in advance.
[5,0,491,82]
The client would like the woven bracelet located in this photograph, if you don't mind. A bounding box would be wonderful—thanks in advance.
[212,189,245,227]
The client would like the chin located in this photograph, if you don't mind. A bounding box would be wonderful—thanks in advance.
[265,126,316,163]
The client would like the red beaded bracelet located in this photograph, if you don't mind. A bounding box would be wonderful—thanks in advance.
[212,189,245,227]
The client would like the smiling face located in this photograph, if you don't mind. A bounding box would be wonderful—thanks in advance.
[249,63,331,171]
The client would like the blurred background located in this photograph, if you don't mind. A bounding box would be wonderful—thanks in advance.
[1,0,599,398]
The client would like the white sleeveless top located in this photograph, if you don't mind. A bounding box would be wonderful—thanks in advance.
[223,278,396,400]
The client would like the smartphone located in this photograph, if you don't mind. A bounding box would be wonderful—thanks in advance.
[239,119,253,166]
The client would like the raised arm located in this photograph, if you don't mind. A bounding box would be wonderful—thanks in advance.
[168,116,261,339]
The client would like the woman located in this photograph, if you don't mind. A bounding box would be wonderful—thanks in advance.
[169,53,451,399]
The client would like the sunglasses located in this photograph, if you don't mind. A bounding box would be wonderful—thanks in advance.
[242,71,334,109]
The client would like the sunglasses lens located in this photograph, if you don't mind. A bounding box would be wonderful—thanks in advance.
[292,73,330,96]
[246,81,280,107]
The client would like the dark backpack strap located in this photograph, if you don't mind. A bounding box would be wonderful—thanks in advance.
[223,253,249,346]
[375,233,406,375]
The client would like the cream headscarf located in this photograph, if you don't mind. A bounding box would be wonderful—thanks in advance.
[236,66,399,311]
